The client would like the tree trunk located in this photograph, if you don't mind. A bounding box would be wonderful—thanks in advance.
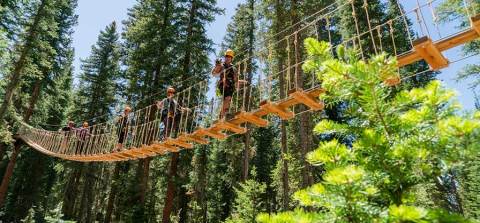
[78,163,97,223]
[241,0,255,182]
[275,0,290,209]
[181,0,196,79]
[162,152,179,223]
[290,0,314,187]
[242,132,250,182]
[24,79,43,121]
[0,0,47,120]
[104,163,121,223]
[132,157,151,221]
[62,164,84,219]
[0,140,21,206]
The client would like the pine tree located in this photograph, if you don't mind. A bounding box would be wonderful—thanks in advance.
[74,21,121,121]
[0,0,77,221]
[0,0,58,121]
[122,0,220,221]
[64,22,120,223]
[226,168,266,223]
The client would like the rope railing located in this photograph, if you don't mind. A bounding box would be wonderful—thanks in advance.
[16,0,480,162]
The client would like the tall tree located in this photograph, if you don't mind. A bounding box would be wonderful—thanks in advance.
[65,21,121,223]
[0,0,53,121]
[0,0,77,220]
[0,0,75,210]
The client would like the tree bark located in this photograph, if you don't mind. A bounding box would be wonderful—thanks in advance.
[78,163,97,223]
[104,163,121,223]
[132,157,151,221]
[162,152,179,223]
[0,72,48,208]
[241,0,255,182]
[181,0,196,79]
[275,0,290,209]
[0,0,47,120]
[0,140,21,206]
[62,164,84,219]
[290,0,314,187]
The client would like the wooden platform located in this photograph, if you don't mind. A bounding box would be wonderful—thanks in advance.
[398,15,480,68]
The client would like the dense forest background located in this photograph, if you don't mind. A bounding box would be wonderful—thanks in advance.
[0,0,479,222]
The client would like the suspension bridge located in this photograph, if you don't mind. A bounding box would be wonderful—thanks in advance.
[15,0,480,162]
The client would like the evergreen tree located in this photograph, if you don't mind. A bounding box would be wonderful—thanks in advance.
[226,168,267,223]
[0,0,77,221]
[73,21,121,121]
[62,21,121,223]
[122,0,220,221]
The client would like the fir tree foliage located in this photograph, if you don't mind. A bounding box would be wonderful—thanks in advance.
[258,38,480,222]
[74,21,121,122]
[226,168,266,223]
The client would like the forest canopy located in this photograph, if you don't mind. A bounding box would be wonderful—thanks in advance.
[0,0,479,223]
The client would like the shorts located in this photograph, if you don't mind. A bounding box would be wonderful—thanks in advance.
[118,131,127,144]
[218,84,234,98]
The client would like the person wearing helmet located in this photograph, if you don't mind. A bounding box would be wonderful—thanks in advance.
[212,49,244,119]
[156,87,188,139]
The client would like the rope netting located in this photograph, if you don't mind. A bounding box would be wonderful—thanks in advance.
[16,0,480,161]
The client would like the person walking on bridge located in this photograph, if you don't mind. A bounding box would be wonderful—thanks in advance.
[211,49,246,119]
[156,87,189,140]
[115,106,132,151]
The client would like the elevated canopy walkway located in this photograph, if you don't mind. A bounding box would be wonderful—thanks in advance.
[16,1,480,162]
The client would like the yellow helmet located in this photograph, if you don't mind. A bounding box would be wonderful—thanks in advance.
[225,49,235,58]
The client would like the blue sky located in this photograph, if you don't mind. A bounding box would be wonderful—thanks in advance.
[72,0,478,111]
[72,0,242,79]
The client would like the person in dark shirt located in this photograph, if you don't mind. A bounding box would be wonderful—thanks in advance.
[116,106,131,151]
[60,121,76,153]
[211,49,247,119]
[75,122,91,155]
[156,87,188,139]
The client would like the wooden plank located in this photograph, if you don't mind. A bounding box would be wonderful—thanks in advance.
[307,88,326,97]
[124,148,149,157]
[142,145,164,154]
[118,150,141,159]
[234,111,269,127]
[196,128,227,140]
[122,150,146,158]
[149,143,167,154]
[260,101,294,120]
[437,29,478,52]
[153,143,180,153]
[165,138,194,149]
[471,14,480,36]
[252,103,271,117]
[412,36,449,70]
[398,26,479,67]
[178,134,209,145]
[288,88,325,111]
[215,120,247,134]
[111,153,132,160]
[134,146,157,156]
